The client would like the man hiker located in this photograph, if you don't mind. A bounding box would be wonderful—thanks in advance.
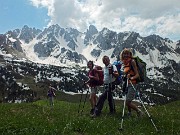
[91,55,119,117]
[85,61,99,114]
[120,48,143,117]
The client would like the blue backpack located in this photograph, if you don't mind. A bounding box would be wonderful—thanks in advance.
[113,61,123,85]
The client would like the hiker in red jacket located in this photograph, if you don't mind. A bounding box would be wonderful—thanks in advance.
[85,61,99,114]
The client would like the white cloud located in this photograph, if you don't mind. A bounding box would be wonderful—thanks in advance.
[29,0,180,40]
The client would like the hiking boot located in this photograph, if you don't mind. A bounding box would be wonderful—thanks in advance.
[90,108,100,118]
[90,108,94,115]
[127,112,132,117]
[137,110,144,117]
[90,113,96,118]
[90,113,100,118]
[108,110,116,115]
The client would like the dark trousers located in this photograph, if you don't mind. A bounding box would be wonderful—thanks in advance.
[95,83,115,115]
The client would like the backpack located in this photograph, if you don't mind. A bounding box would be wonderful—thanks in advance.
[47,89,56,97]
[112,61,123,85]
[91,65,104,86]
[131,56,147,83]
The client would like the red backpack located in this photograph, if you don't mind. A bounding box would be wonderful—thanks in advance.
[92,65,104,86]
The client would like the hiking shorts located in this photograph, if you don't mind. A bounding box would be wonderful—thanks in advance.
[90,87,98,94]
[126,85,136,101]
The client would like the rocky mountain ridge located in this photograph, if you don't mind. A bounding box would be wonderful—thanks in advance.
[0,24,179,104]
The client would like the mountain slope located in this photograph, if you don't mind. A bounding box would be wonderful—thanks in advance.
[0,24,179,104]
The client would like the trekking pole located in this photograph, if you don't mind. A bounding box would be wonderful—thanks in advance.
[110,73,115,112]
[78,89,83,114]
[129,80,159,132]
[108,66,115,112]
[119,78,128,131]
[80,89,89,116]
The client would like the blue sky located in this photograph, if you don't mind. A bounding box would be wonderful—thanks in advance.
[0,0,180,41]
[0,0,49,33]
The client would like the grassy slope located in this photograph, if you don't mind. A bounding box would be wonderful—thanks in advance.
[0,100,179,135]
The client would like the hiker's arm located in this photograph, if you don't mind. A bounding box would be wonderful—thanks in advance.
[85,79,90,84]
[51,87,57,91]
[89,69,99,81]
[128,60,139,80]
[93,71,99,81]
[112,65,119,78]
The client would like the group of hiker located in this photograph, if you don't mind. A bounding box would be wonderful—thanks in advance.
[46,48,144,117]
[85,48,144,118]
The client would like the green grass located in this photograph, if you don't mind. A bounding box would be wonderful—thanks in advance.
[0,100,179,135]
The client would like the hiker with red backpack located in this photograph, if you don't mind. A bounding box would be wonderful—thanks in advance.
[120,48,143,117]
[91,55,119,117]
[85,61,100,114]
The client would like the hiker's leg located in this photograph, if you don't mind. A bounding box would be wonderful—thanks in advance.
[126,101,138,111]
[127,103,132,113]
[91,93,97,108]
[126,86,139,112]
[92,87,98,108]
[89,87,97,109]
[93,93,97,108]
[52,96,54,106]
[89,93,93,109]
[95,91,107,115]
[107,90,113,112]
[49,97,53,106]
[108,84,115,113]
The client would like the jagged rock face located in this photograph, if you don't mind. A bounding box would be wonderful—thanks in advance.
[65,51,86,63]
[144,35,171,54]
[84,25,98,45]
[0,34,7,46]
[18,25,41,43]
[93,28,117,50]
[0,32,23,53]
[1,24,179,68]
[91,49,102,57]
[175,40,180,54]
[34,41,57,57]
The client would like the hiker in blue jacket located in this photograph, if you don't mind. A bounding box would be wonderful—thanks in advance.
[91,55,119,117]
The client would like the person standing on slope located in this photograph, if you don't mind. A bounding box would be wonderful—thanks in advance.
[91,56,119,117]
[47,84,56,106]
[120,48,143,117]
[85,61,99,114]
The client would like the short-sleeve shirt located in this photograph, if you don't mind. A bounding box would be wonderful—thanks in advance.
[103,64,117,84]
